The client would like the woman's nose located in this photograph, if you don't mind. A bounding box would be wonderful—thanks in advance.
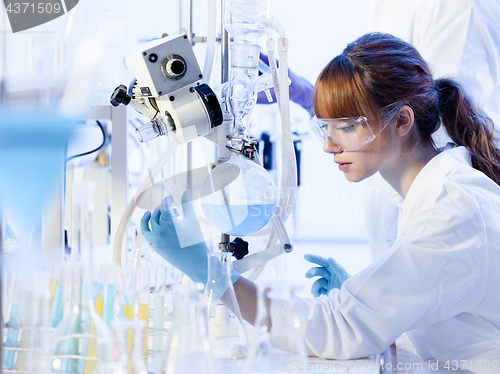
[323,137,342,154]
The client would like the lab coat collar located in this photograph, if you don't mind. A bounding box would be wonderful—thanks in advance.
[389,145,472,208]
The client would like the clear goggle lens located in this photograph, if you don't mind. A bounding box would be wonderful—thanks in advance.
[309,102,404,151]
[310,116,375,151]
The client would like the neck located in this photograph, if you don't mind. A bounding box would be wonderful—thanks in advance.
[380,141,439,198]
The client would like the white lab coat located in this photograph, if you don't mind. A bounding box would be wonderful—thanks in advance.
[365,0,500,263]
[369,0,500,128]
[271,147,500,371]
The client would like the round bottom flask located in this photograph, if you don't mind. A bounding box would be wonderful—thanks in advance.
[201,154,278,236]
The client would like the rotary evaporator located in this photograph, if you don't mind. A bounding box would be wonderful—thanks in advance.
[110,0,297,278]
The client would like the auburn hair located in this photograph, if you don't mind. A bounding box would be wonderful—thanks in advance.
[313,32,500,185]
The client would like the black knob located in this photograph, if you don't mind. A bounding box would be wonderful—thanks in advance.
[110,84,132,107]
[195,84,223,128]
[230,237,249,260]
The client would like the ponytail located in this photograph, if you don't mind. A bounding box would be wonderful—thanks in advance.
[434,78,500,186]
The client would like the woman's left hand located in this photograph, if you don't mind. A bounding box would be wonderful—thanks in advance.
[304,254,351,297]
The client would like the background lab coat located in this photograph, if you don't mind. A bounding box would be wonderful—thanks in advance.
[271,147,500,370]
[364,0,500,261]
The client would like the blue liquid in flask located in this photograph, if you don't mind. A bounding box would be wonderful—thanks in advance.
[202,203,276,236]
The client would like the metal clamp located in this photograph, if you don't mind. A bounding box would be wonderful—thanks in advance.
[225,135,259,159]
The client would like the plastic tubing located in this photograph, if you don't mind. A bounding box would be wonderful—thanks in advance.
[113,140,179,266]
[247,26,297,281]
[266,36,280,109]
[202,0,217,84]
[265,24,297,225]
[277,36,298,222]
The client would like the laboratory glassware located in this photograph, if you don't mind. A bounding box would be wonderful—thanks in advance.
[45,264,112,374]
[202,153,278,236]
[1,258,55,374]
[207,252,249,363]
[228,42,261,138]
[242,282,309,374]
[110,319,148,374]
[150,264,174,374]
[224,0,271,44]
[2,256,30,371]
[156,283,216,374]
[71,182,95,263]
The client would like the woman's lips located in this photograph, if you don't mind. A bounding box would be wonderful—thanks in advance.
[337,162,351,171]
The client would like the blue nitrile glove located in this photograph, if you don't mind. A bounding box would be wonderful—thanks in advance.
[257,53,314,111]
[140,190,239,300]
[304,254,351,297]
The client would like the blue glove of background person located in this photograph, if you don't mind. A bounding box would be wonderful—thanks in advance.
[140,190,239,300]
[257,53,314,111]
[304,254,351,297]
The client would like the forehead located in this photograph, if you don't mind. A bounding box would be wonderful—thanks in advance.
[313,76,380,122]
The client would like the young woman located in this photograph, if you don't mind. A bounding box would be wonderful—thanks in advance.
[141,33,500,368]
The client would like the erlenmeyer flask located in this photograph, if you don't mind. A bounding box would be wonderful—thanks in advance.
[45,264,113,374]
[156,284,216,374]
[242,281,309,374]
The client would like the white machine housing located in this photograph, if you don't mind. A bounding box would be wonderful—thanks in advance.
[125,34,202,98]
[120,34,223,144]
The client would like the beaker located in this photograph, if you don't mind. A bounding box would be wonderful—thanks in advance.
[201,154,278,236]
[242,281,309,374]
[156,283,216,374]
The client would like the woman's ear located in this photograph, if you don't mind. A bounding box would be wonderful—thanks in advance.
[395,105,414,137]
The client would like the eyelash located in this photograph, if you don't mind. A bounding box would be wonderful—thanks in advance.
[337,125,355,132]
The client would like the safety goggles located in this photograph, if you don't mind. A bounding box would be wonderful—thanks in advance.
[310,102,403,151]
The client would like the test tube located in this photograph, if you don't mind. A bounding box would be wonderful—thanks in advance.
[2,267,27,370]
[152,265,167,372]
[137,267,150,367]
[103,264,117,328]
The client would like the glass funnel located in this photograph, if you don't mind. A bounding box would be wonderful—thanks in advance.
[201,154,278,236]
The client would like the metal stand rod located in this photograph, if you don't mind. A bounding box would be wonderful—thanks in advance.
[221,0,229,84]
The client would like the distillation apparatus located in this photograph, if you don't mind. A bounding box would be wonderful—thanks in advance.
[110,0,297,280]
[109,3,300,357]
